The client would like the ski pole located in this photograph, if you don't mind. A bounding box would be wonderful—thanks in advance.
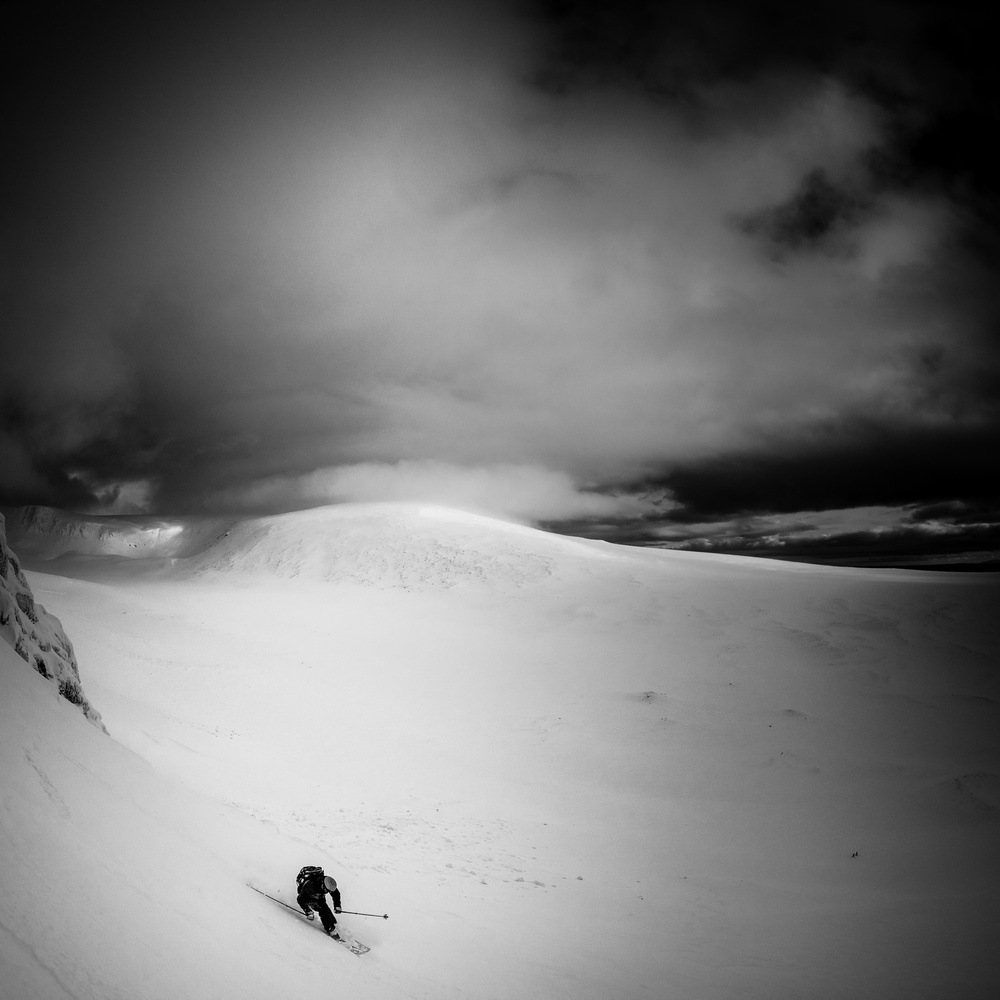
[247,884,301,912]
[249,885,388,920]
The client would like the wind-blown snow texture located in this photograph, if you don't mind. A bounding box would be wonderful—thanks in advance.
[181,504,602,588]
[0,513,104,730]
[2,502,999,1000]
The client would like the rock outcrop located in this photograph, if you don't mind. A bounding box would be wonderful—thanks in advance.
[0,513,106,731]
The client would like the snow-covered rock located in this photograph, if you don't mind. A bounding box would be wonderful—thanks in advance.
[0,512,105,731]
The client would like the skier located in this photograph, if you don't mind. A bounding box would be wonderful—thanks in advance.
[296,866,343,938]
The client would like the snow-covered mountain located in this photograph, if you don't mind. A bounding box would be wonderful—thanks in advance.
[2,502,999,999]
[179,502,619,588]
[1,505,234,563]
[4,501,606,588]
[0,512,104,731]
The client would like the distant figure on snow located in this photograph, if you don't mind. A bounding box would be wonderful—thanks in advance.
[296,865,343,937]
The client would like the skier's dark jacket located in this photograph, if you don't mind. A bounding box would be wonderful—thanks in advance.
[298,871,342,911]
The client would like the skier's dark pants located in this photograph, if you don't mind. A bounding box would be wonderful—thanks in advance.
[298,892,337,933]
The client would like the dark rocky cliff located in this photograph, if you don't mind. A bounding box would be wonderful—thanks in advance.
[0,513,106,731]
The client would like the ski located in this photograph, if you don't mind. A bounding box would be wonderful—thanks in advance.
[247,883,370,955]
[331,932,370,956]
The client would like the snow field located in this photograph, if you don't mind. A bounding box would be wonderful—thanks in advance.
[3,503,1000,999]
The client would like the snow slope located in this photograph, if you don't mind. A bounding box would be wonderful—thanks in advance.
[0,638,395,1000]
[1,505,233,564]
[3,502,999,999]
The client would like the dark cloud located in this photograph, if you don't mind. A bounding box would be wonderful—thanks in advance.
[528,0,1000,242]
[1,0,997,565]
[736,169,872,258]
[907,499,1000,526]
[694,522,1000,569]
[657,426,1000,520]
[547,495,1000,568]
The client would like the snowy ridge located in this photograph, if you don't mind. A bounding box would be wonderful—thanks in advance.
[1,505,234,562]
[3,502,615,589]
[0,513,105,731]
[174,503,609,589]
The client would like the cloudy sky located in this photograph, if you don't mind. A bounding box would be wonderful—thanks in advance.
[3,0,998,565]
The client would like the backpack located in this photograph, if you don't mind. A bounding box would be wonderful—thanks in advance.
[297,866,324,891]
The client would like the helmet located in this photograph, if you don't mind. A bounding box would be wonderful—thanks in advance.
[324,876,338,891]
